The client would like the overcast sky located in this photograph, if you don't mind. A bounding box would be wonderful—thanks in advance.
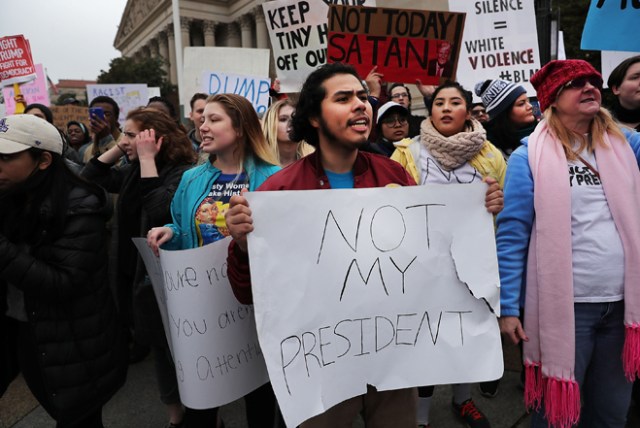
[2,0,129,82]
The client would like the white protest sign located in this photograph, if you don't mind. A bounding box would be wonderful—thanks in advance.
[133,237,269,409]
[182,47,270,118]
[147,86,161,99]
[449,0,541,96]
[246,184,502,427]
[601,51,640,88]
[262,0,377,93]
[200,71,271,115]
[86,83,149,125]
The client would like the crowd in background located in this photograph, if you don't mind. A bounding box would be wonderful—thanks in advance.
[1,54,640,428]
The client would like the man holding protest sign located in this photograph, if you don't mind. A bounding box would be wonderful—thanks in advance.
[227,62,417,427]
[225,62,504,427]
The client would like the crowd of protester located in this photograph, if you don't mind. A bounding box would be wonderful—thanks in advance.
[2,54,640,428]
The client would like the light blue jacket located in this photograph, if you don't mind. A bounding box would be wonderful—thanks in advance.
[496,128,640,317]
[163,158,280,250]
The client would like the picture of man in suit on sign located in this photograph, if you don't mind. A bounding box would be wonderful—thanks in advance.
[427,41,453,79]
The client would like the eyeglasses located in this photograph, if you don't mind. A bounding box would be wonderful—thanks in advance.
[390,92,409,100]
[562,76,603,91]
[381,115,408,126]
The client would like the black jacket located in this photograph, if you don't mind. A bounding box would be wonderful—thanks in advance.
[0,183,127,420]
[83,158,191,344]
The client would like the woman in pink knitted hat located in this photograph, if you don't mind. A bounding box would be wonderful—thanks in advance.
[497,59,640,428]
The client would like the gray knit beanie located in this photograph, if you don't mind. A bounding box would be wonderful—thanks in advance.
[474,79,526,120]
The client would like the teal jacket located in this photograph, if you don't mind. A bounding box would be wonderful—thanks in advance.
[164,158,280,250]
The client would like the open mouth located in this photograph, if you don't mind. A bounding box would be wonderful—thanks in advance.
[348,118,369,132]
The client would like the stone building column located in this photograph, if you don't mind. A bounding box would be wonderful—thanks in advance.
[166,25,178,85]
[149,38,160,58]
[254,8,269,49]
[226,22,242,47]
[157,31,170,76]
[203,21,216,46]
[180,17,191,50]
[240,15,253,48]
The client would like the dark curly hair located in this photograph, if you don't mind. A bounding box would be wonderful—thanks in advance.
[289,62,364,147]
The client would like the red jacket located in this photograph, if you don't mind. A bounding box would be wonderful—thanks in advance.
[227,150,416,304]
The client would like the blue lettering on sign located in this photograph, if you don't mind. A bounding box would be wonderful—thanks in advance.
[90,86,126,98]
[206,73,270,113]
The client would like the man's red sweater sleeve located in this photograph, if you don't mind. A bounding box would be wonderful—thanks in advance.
[227,239,253,304]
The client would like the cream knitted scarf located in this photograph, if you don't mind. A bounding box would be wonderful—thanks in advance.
[419,118,486,171]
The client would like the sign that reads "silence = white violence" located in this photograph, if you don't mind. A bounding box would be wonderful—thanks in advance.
[246,183,503,427]
[450,0,541,96]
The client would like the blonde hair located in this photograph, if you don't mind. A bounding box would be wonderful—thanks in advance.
[544,106,626,160]
[206,94,280,169]
[262,99,315,163]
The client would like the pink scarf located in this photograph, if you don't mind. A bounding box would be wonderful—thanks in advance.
[524,120,640,428]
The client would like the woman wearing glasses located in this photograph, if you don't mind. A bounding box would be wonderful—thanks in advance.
[497,59,640,428]
[391,81,506,428]
[366,101,411,157]
[388,83,427,138]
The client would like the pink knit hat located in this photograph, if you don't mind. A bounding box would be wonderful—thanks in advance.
[530,59,602,112]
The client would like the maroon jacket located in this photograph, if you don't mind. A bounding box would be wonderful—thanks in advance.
[227,150,416,304]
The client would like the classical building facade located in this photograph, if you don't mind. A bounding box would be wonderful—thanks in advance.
[114,0,270,85]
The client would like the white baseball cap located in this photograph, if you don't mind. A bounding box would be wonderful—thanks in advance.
[0,114,63,155]
[377,101,408,123]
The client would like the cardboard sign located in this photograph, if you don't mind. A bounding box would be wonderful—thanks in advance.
[50,105,90,133]
[262,0,377,93]
[2,64,49,114]
[200,71,271,115]
[449,0,541,96]
[327,5,466,84]
[582,0,640,52]
[86,83,149,125]
[133,237,269,409]
[246,184,503,427]
[0,35,36,87]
